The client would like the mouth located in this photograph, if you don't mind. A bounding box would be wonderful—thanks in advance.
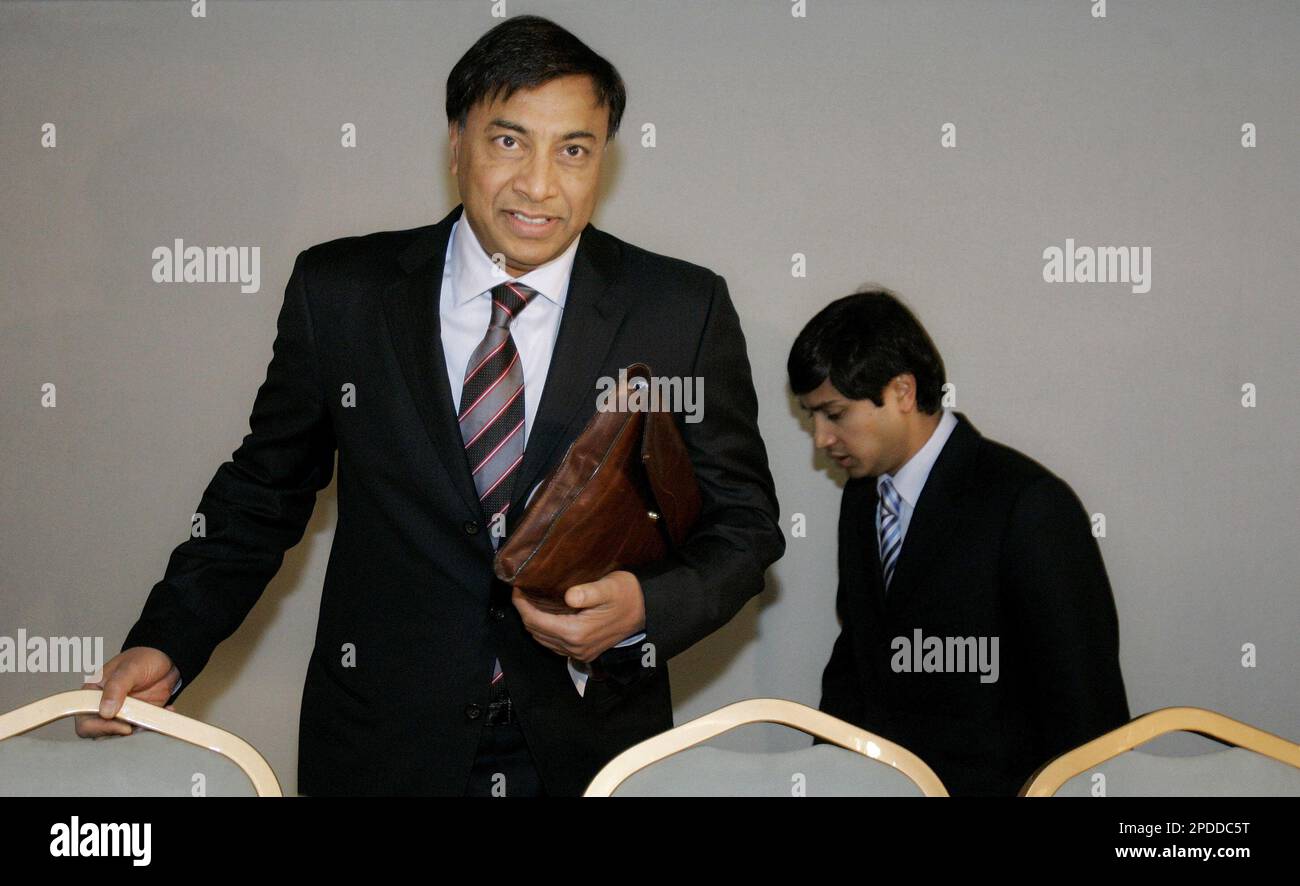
[503,209,560,237]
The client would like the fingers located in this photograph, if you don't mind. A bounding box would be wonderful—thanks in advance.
[73,671,130,738]
[531,633,570,657]
[512,585,629,661]
[512,592,568,645]
[516,589,576,615]
[73,707,132,738]
[97,661,138,720]
[564,580,611,610]
[74,699,175,739]
[512,589,593,657]
[512,589,576,640]
[73,650,178,739]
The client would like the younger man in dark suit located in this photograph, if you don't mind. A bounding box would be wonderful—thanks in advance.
[788,288,1130,795]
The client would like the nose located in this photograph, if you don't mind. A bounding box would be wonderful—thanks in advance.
[513,149,557,205]
[812,414,836,451]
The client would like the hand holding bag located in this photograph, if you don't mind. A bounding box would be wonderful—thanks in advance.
[493,362,702,599]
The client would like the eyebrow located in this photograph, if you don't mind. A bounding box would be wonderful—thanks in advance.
[799,401,841,414]
[487,118,597,141]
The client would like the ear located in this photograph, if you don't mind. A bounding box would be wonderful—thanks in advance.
[448,121,461,175]
[893,373,918,413]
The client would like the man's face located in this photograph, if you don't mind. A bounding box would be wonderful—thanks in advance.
[797,376,910,479]
[448,74,608,278]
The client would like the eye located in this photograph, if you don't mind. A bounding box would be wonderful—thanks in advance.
[563,145,587,158]
[827,412,843,421]
[496,135,518,149]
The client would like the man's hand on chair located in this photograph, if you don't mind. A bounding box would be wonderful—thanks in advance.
[74,647,179,739]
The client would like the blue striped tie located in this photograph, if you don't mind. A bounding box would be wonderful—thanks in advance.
[878,476,904,592]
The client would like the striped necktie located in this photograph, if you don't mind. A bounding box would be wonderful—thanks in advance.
[458,281,538,529]
[459,280,537,695]
[877,475,904,592]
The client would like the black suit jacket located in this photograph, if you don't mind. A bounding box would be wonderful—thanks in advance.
[818,411,1129,795]
[123,204,785,796]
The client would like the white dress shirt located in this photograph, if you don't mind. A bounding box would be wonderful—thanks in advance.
[440,216,641,696]
[875,408,959,559]
[440,216,577,444]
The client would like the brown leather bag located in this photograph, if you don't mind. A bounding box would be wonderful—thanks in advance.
[494,362,702,599]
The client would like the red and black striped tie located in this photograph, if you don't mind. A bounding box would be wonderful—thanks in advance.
[461,281,537,695]
[458,281,538,534]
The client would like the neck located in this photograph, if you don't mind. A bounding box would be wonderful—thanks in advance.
[891,409,942,474]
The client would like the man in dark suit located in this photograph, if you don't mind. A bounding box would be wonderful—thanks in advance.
[788,288,1129,796]
[76,16,784,797]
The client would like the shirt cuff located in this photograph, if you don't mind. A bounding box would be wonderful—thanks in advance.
[567,632,647,696]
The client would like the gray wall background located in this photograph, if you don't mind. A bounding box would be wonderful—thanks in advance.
[2,0,1296,792]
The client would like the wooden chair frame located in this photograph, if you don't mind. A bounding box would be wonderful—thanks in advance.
[584,697,948,796]
[1020,705,1300,796]
[0,689,282,796]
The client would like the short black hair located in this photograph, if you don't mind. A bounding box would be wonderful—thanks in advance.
[787,288,947,414]
[446,15,627,140]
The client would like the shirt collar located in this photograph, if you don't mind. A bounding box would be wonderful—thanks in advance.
[879,408,959,509]
[448,215,581,308]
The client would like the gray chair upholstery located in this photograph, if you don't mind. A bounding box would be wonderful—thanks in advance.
[0,731,258,796]
[1051,746,1300,797]
[612,743,926,797]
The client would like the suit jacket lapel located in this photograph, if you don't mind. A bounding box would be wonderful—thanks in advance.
[880,411,981,607]
[379,203,624,528]
[852,478,888,620]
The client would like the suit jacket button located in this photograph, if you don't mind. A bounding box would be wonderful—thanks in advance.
[463,520,479,535]
[464,703,482,721]
[490,606,506,621]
